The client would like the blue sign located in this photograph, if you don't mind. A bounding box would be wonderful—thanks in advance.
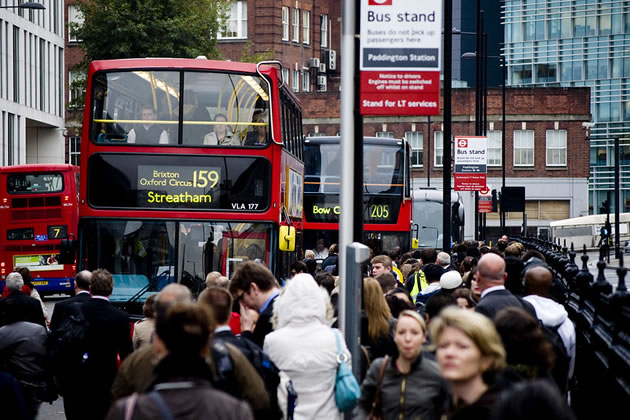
[35,235,48,241]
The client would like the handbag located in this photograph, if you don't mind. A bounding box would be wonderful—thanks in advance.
[367,355,389,420]
[333,329,361,412]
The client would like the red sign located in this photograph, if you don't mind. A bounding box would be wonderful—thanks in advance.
[479,197,492,213]
[360,71,440,115]
[454,173,488,191]
[368,0,392,4]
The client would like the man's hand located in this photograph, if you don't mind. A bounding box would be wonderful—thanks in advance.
[240,302,258,332]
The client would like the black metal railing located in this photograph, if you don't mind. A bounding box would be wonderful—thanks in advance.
[515,236,630,419]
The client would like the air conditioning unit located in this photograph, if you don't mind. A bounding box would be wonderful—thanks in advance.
[309,57,320,68]
[328,50,337,70]
[317,75,327,86]
[319,63,327,73]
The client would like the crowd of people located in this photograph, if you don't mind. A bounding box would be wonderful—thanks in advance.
[0,235,579,420]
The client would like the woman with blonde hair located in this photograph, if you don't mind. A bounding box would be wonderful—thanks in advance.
[358,310,449,419]
[361,277,396,364]
[429,307,506,420]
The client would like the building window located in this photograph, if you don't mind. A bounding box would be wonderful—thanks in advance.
[68,70,85,107]
[514,130,534,166]
[13,26,20,103]
[546,129,567,166]
[302,10,310,45]
[68,5,84,42]
[375,131,394,138]
[282,7,289,41]
[487,130,502,167]
[69,136,81,165]
[321,14,328,48]
[282,68,289,86]
[292,70,299,92]
[406,131,423,167]
[435,131,443,167]
[302,70,310,92]
[292,8,300,43]
[219,1,247,39]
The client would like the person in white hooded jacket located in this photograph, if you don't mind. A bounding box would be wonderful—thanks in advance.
[523,266,576,382]
[263,273,349,420]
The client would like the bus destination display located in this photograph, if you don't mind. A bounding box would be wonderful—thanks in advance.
[137,166,220,205]
[304,195,401,224]
[88,154,270,211]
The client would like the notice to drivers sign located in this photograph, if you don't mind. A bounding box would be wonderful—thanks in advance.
[359,0,442,116]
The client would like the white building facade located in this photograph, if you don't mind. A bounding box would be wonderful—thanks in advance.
[1,1,65,165]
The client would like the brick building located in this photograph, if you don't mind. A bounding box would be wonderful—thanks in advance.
[63,0,84,165]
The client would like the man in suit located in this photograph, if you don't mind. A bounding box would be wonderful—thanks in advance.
[64,269,133,420]
[229,262,279,348]
[49,270,92,331]
[0,272,45,328]
[474,253,537,320]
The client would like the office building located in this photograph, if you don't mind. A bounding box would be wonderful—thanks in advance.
[1,1,65,165]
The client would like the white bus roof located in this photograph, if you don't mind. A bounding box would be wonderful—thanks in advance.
[550,212,630,227]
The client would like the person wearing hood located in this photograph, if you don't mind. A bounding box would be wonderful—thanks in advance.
[522,266,576,387]
[263,273,349,420]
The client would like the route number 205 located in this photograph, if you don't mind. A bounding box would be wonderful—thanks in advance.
[370,204,390,219]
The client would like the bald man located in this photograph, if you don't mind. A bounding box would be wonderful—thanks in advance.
[474,253,537,320]
[523,266,576,383]
[50,270,93,331]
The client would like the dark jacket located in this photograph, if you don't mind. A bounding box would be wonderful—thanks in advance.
[106,355,254,420]
[475,289,537,320]
[66,297,133,420]
[0,291,46,328]
[110,339,269,413]
[446,384,502,420]
[357,355,450,420]
[49,291,91,331]
[242,295,277,349]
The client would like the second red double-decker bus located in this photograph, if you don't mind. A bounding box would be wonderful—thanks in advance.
[0,164,79,295]
[303,136,412,257]
[74,58,303,312]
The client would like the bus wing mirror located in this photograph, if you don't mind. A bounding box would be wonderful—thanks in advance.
[59,235,76,264]
[412,238,419,249]
[279,226,296,252]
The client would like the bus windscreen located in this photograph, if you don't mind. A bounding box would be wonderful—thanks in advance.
[90,70,271,146]
[304,143,404,194]
[8,173,64,194]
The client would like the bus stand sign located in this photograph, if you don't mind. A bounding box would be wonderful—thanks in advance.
[359,0,442,116]
[454,136,487,191]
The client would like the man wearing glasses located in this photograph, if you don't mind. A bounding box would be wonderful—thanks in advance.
[229,262,280,348]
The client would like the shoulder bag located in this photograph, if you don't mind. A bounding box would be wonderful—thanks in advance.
[333,329,361,412]
[367,355,390,420]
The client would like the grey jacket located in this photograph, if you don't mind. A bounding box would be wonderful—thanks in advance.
[357,355,450,420]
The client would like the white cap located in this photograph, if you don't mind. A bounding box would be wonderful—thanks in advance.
[440,270,462,290]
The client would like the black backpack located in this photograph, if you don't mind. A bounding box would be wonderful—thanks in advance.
[540,322,571,394]
[45,309,88,388]
[214,336,283,419]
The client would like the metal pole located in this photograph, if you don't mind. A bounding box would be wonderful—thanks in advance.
[443,0,453,252]
[473,9,482,241]
[344,243,369,380]
[339,0,356,335]
[501,56,506,233]
[353,0,364,245]
[615,137,620,259]
[427,116,431,187]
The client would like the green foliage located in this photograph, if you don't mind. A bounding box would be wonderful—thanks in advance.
[239,40,274,64]
[71,0,229,61]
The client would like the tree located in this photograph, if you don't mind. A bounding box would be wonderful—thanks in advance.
[71,0,229,62]
[68,0,229,109]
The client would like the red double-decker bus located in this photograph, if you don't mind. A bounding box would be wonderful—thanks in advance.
[303,136,412,258]
[0,164,79,295]
[72,58,303,312]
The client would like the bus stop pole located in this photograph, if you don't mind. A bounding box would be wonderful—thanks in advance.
[339,0,356,340]
[344,243,370,379]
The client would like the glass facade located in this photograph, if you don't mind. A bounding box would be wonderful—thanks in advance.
[504,0,630,213]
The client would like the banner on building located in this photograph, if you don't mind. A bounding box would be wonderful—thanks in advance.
[359,0,442,116]
[454,136,487,191]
